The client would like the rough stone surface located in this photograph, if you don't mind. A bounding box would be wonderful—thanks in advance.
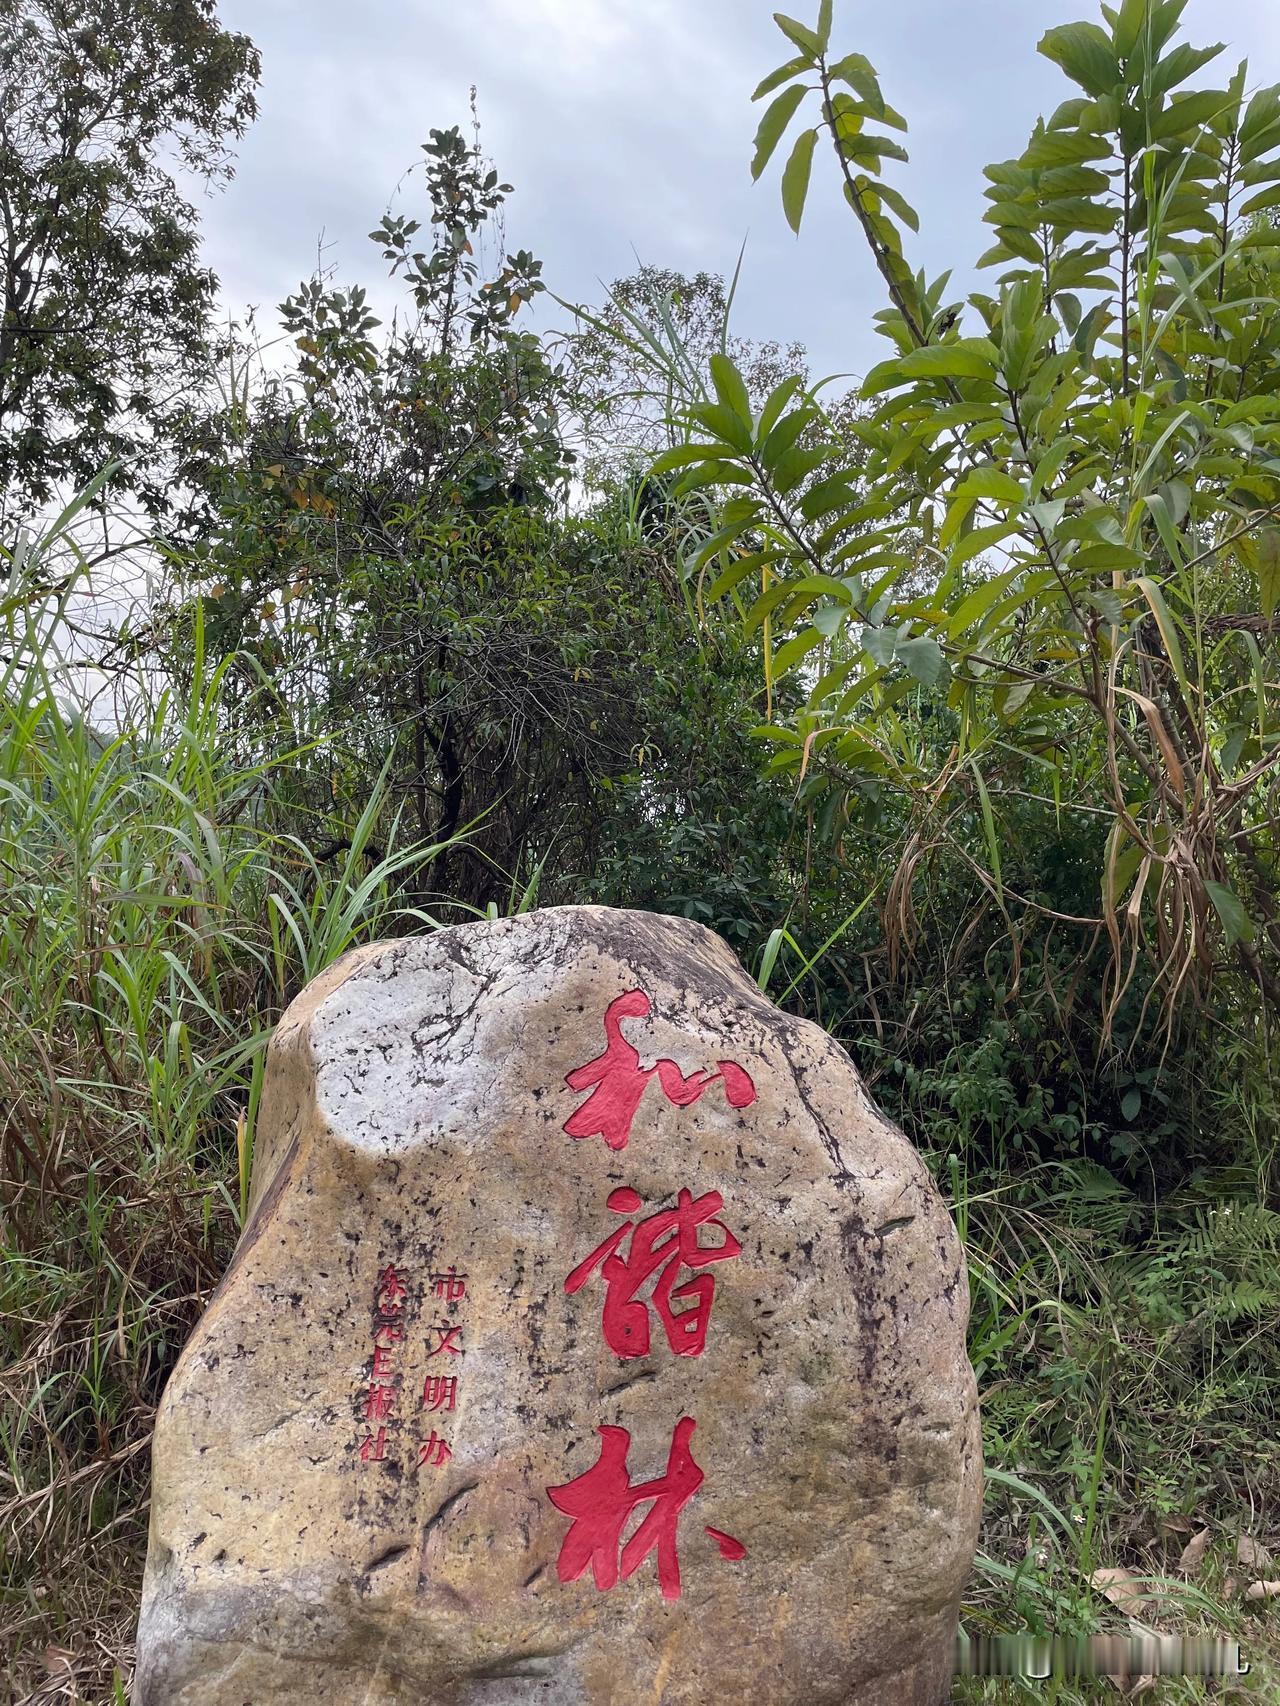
[135,905,981,1705]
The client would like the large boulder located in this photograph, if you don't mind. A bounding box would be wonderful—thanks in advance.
[135,905,981,1704]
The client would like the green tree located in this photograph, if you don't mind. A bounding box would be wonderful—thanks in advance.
[569,264,809,491]
[166,128,765,914]
[0,0,259,513]
[663,0,1280,1033]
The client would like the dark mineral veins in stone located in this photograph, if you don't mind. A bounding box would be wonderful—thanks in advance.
[135,905,981,1705]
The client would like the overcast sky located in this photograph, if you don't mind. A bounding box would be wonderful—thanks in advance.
[201,0,1280,385]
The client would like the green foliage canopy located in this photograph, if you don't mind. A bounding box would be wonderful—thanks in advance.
[664,0,1280,1033]
[0,0,259,513]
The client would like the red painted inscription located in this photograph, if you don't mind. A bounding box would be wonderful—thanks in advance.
[425,1321,464,1359]
[356,1255,468,1471]
[563,990,757,1152]
[431,1266,467,1301]
[422,1375,458,1412]
[419,1429,453,1468]
[565,1186,742,1359]
[546,1417,743,1601]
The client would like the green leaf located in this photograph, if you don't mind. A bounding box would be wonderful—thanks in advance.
[827,52,885,116]
[868,178,920,232]
[1254,527,1280,620]
[1114,0,1147,58]
[782,128,819,233]
[752,54,813,101]
[709,353,752,427]
[1238,183,1280,219]
[758,404,816,470]
[816,0,833,50]
[1150,87,1233,140]
[954,465,1025,505]
[651,443,741,474]
[1205,880,1254,946]
[1120,1086,1142,1123]
[897,337,1000,381]
[861,624,898,667]
[842,133,909,168]
[773,12,821,57]
[1240,84,1280,146]
[752,84,810,180]
[756,375,804,439]
[897,636,946,687]
[1135,575,1188,691]
[687,399,754,452]
[1038,23,1121,96]
[799,473,862,521]
[1020,130,1112,169]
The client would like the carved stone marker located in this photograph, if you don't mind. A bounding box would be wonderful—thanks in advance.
[135,906,981,1705]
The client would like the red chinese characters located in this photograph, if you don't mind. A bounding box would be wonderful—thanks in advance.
[563,989,757,1152]
[354,1257,467,1470]
[564,1187,742,1359]
[357,1262,408,1461]
[548,990,754,1598]
[547,1418,741,1602]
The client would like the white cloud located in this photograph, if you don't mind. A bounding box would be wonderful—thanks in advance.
[203,0,1280,379]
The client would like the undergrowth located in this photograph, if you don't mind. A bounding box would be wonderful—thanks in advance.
[0,502,1276,1703]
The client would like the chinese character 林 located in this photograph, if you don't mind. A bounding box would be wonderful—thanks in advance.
[546,1417,744,1601]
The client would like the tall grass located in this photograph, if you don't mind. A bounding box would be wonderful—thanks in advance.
[0,502,457,1700]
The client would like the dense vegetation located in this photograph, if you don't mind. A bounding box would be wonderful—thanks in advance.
[1,1,1277,1699]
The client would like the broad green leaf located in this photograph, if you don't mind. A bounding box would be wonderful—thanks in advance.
[950,519,1017,570]
[946,562,1035,637]
[650,443,739,474]
[861,624,899,666]
[1242,119,1280,166]
[842,133,909,168]
[816,0,832,51]
[1238,183,1280,219]
[688,399,754,452]
[954,465,1025,505]
[799,474,862,521]
[773,628,824,673]
[1205,880,1253,945]
[753,54,813,101]
[1038,23,1121,96]
[758,404,816,469]
[772,443,836,494]
[1148,40,1224,101]
[1150,87,1233,140]
[1254,526,1280,620]
[868,178,920,232]
[897,338,1000,381]
[828,52,885,116]
[897,635,946,687]
[782,127,819,234]
[1240,84,1280,146]
[709,353,752,427]
[813,601,850,636]
[1020,130,1112,169]
[752,84,809,180]
[773,12,821,57]
[756,375,804,439]
[1114,0,1148,58]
